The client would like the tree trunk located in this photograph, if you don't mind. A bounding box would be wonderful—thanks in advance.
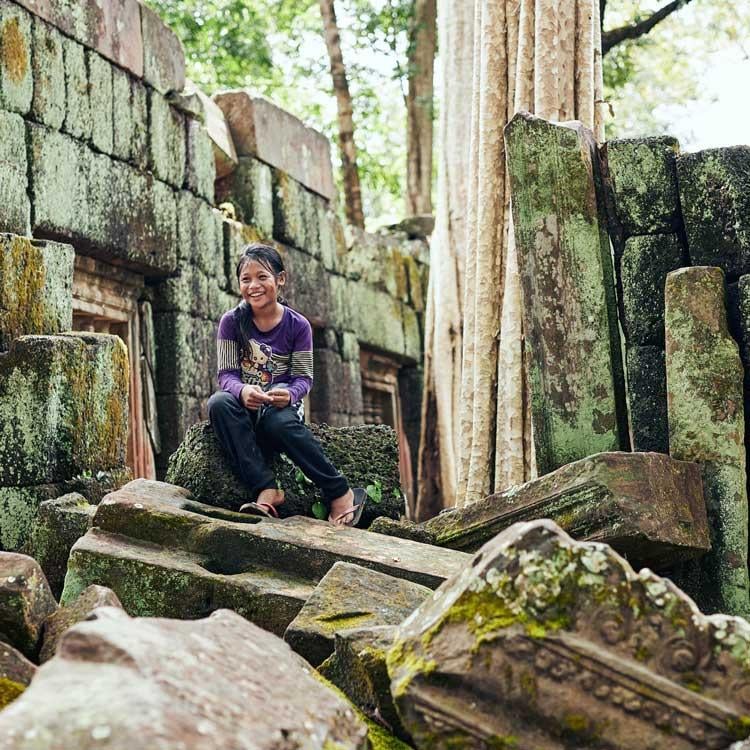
[406,0,437,217]
[318,0,365,229]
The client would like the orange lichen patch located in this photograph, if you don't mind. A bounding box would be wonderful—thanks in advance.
[1,18,28,83]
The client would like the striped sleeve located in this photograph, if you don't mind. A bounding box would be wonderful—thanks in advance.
[285,315,313,404]
[216,311,245,401]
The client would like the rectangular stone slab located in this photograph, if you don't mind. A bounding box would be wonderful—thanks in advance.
[423,451,709,570]
[626,345,669,453]
[505,112,628,474]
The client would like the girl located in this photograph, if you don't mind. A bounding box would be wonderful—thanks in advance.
[208,243,367,526]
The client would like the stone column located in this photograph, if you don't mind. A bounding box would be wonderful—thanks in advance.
[665,266,750,616]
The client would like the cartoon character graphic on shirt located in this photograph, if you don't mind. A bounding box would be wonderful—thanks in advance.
[241,339,275,388]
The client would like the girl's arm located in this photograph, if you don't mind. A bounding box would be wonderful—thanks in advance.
[216,312,245,401]
[285,317,314,404]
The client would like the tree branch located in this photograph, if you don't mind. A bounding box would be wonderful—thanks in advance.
[602,0,694,55]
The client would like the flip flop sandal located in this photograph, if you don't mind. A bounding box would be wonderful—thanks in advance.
[329,488,368,527]
[239,501,280,518]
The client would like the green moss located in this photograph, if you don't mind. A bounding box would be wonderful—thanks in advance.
[386,638,437,698]
[315,612,374,635]
[0,677,25,709]
[1,17,28,83]
[727,715,750,741]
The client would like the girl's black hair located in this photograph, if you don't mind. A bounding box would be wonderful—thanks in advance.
[234,243,288,343]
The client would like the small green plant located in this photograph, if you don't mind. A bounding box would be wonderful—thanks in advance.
[295,468,312,486]
[311,501,327,519]
[365,479,382,504]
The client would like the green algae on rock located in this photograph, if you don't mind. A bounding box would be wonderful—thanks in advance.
[387,519,750,750]
[665,266,750,617]
[0,111,30,235]
[0,641,35,710]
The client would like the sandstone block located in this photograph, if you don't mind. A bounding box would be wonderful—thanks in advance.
[347,282,407,356]
[345,227,409,301]
[677,147,750,279]
[214,91,335,199]
[309,347,363,424]
[194,88,237,178]
[0,641,35,709]
[155,394,204,464]
[39,584,122,663]
[272,168,322,252]
[0,607,368,749]
[388,519,750,750]
[140,2,186,94]
[167,421,404,526]
[506,112,628,473]
[0,1,32,114]
[402,305,422,361]
[185,118,216,202]
[30,16,64,129]
[621,233,684,346]
[0,111,30,236]
[61,36,90,141]
[87,50,113,155]
[604,136,682,236]
[368,517,435,545]
[153,313,208,396]
[148,90,186,189]
[318,202,346,272]
[424,451,709,570]
[152,265,210,317]
[626,345,669,453]
[0,234,74,351]
[282,243,336,328]
[666,266,750,616]
[0,552,56,658]
[112,68,148,167]
[24,493,95,599]
[176,190,224,277]
[216,156,274,236]
[284,561,431,666]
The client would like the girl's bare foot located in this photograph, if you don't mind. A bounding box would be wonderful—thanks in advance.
[328,489,354,525]
[257,488,285,508]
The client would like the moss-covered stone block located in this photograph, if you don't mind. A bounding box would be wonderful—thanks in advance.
[666,266,750,616]
[152,265,210,317]
[284,561,430,667]
[166,421,404,527]
[317,203,346,273]
[0,1,32,115]
[185,118,216,202]
[140,2,186,95]
[604,136,682,237]
[677,147,750,279]
[0,333,128,487]
[30,16,64,130]
[310,339,363,425]
[0,640,35,709]
[272,168,322,252]
[402,304,421,361]
[217,156,274,236]
[148,90,186,189]
[0,111,30,236]
[176,190,224,278]
[153,312,209,396]
[0,552,56,659]
[0,234,74,351]
[626,345,669,453]
[155,394,204,466]
[620,233,684,346]
[347,282,407,356]
[112,67,148,167]
[403,254,425,312]
[24,493,95,599]
[87,50,113,155]
[61,36,91,141]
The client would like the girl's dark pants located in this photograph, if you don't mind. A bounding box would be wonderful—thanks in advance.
[208,391,349,506]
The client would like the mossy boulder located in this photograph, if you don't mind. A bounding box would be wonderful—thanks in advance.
[166,420,404,526]
[0,641,35,710]
[284,561,431,667]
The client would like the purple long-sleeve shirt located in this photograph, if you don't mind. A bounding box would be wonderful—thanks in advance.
[216,304,313,405]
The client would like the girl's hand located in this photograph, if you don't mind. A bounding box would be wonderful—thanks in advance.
[240,384,272,410]
[266,388,291,408]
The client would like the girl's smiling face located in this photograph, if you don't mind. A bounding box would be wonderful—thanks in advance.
[239,259,286,312]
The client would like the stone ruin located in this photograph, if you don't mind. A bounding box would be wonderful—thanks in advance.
[1,1,750,749]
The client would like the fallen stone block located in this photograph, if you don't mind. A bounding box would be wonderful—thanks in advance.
[214,90,335,200]
[0,1,32,115]
[24,493,95,599]
[167,421,404,527]
[506,112,628,474]
[0,111,30,236]
[666,266,750,617]
[0,553,56,659]
[39,584,122,663]
[626,345,669,453]
[677,147,750,279]
[388,519,750,750]
[604,136,682,237]
[0,641,35,709]
[0,607,368,748]
[0,234,74,351]
[284,561,431,666]
[140,2,186,94]
[423,451,709,570]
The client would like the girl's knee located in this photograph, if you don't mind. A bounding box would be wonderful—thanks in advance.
[261,407,300,437]
[208,391,237,419]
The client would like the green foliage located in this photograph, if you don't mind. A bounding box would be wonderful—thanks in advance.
[311,500,327,519]
[365,479,382,504]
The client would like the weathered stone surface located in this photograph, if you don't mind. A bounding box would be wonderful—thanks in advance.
[0,553,56,659]
[112,67,148,167]
[30,16,64,130]
[310,342,363,425]
[0,333,129,487]
[167,421,404,526]
[272,167,322,251]
[0,234,74,351]
[0,111,30,236]
[604,136,682,236]
[0,1,32,114]
[284,561,431,666]
[620,233,684,346]
[368,516,435,545]
[388,519,750,750]
[87,49,113,155]
[318,202,347,272]
[153,313,211,397]
[345,227,410,302]
[195,88,238,178]
[678,147,750,279]
[344,280,408,356]
[506,112,628,474]
[0,607,368,749]
[185,118,216,202]
[148,91,186,189]
[214,90,335,200]
[140,2,186,94]
[39,584,122,663]
[626,345,669,453]
[62,36,91,141]
[24,493,95,599]
[176,189,224,276]
[0,641,35,709]
[424,451,708,569]
[666,266,750,616]
[387,215,435,239]
[216,156,274,236]
[155,393,206,464]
